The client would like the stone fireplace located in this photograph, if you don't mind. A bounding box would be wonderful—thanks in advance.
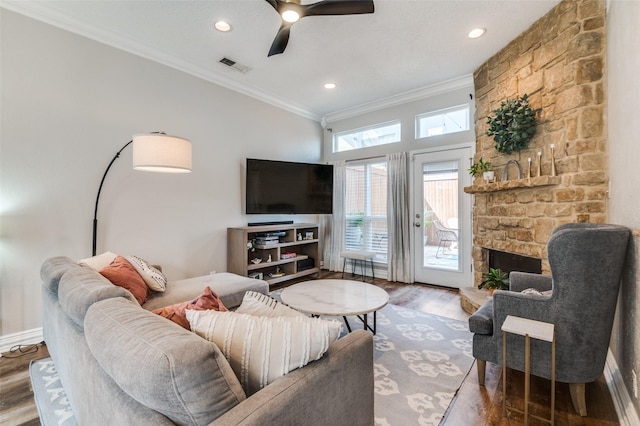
[467,0,608,287]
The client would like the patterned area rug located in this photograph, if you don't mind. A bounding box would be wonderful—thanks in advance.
[29,304,473,426]
[29,358,77,426]
[269,288,474,425]
[359,304,474,426]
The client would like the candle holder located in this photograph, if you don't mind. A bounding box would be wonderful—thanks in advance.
[537,151,542,177]
[550,144,557,177]
[527,158,532,179]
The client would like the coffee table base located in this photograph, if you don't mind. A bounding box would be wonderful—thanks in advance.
[342,311,378,335]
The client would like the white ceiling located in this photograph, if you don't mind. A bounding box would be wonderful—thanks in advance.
[2,0,560,121]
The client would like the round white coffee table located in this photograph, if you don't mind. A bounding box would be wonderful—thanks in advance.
[280,279,389,334]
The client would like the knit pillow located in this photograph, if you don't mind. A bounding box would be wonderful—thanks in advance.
[235,291,305,318]
[125,255,167,292]
[186,310,341,395]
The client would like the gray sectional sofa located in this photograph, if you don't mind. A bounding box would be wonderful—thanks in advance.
[40,256,374,425]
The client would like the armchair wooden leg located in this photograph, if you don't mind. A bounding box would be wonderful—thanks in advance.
[477,359,486,386]
[569,383,587,416]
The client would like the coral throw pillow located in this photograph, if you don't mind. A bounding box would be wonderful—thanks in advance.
[99,256,150,305]
[153,287,228,330]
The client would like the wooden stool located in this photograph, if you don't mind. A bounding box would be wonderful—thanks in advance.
[340,250,375,282]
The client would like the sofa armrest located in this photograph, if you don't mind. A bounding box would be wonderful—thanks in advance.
[509,271,552,293]
[210,330,374,426]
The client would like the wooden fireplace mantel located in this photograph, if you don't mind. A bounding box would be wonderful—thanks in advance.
[464,175,561,194]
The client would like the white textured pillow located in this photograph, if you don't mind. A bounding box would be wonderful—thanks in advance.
[78,251,118,271]
[236,291,306,318]
[186,310,341,395]
[125,255,167,292]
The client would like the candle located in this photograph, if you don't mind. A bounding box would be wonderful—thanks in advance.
[527,158,532,179]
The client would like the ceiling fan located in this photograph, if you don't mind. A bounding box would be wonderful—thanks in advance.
[265,0,375,57]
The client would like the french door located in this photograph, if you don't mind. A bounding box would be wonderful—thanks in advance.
[412,146,472,288]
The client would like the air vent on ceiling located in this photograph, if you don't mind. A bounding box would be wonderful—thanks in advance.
[219,57,251,74]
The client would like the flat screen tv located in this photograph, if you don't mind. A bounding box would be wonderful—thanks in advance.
[246,158,333,214]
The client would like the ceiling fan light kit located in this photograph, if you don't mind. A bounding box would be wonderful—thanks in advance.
[265,0,375,57]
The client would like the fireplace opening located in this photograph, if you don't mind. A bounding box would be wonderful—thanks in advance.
[487,249,541,275]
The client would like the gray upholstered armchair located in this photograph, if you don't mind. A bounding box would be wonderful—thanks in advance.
[469,223,630,416]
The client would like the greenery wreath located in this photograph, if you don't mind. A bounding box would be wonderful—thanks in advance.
[486,94,541,154]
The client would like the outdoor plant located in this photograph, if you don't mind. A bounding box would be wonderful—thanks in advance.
[486,94,541,154]
[478,268,510,291]
[468,157,492,177]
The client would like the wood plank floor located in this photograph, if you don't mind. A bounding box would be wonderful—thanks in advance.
[0,272,619,425]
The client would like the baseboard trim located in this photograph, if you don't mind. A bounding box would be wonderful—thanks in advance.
[605,349,640,426]
[0,327,43,356]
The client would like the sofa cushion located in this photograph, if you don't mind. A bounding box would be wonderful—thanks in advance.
[126,255,167,292]
[235,291,306,318]
[99,256,150,305]
[59,267,136,328]
[85,297,246,425]
[153,286,228,330]
[40,256,79,296]
[468,298,494,336]
[187,309,341,395]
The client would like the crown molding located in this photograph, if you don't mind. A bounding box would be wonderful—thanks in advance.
[323,74,475,124]
[2,1,474,125]
[0,1,321,122]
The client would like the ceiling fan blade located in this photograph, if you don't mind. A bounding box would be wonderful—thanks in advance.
[264,0,278,10]
[268,23,292,57]
[304,0,374,17]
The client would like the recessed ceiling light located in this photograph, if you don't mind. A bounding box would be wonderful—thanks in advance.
[468,28,486,39]
[324,83,336,89]
[214,21,232,32]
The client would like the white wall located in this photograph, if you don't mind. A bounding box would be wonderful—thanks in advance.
[0,10,322,336]
[608,0,640,227]
[607,0,640,419]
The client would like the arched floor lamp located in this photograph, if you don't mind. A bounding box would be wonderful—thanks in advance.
[92,132,192,255]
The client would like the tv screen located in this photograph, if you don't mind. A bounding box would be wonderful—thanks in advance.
[246,158,333,214]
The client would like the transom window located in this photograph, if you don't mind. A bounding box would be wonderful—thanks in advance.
[333,121,401,153]
[344,159,388,261]
[416,105,470,139]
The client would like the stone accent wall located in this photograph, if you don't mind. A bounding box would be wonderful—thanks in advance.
[471,0,607,280]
